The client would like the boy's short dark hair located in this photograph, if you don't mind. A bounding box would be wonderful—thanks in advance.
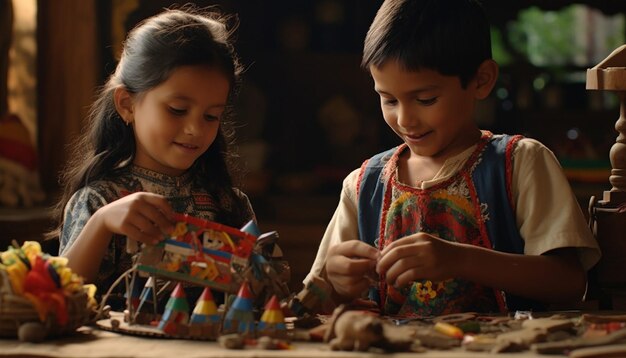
[362,0,492,88]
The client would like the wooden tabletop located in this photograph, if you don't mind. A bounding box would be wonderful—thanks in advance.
[0,326,593,358]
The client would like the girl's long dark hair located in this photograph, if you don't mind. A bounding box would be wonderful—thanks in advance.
[49,6,248,238]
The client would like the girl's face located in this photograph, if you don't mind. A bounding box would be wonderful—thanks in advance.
[370,60,483,162]
[130,65,230,176]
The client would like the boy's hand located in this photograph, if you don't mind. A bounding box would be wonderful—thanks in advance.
[95,192,175,245]
[376,232,466,288]
[325,240,380,301]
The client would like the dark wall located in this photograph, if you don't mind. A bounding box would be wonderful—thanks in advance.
[99,1,623,205]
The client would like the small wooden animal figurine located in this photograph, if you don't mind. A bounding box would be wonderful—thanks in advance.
[158,283,189,336]
[257,295,287,339]
[327,308,384,351]
[188,287,221,339]
[222,281,255,337]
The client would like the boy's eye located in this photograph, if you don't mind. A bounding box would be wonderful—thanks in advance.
[417,97,437,106]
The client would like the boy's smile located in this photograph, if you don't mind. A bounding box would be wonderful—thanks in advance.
[370,59,483,164]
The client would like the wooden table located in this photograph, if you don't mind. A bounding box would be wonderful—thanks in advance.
[0,325,605,358]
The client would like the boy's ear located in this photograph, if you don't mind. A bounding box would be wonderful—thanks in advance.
[113,86,134,124]
[474,59,499,100]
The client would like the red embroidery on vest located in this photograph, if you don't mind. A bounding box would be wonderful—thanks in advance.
[505,135,523,212]
[356,159,370,198]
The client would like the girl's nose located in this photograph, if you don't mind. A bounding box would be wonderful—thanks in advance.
[184,116,204,136]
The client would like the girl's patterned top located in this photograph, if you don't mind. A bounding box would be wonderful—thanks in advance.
[59,165,254,304]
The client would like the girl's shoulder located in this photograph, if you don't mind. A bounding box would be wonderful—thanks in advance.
[70,168,137,205]
[68,179,123,206]
[232,187,252,205]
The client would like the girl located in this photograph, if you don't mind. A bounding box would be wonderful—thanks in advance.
[49,7,254,305]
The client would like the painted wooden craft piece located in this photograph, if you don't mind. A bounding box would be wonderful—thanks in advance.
[136,214,257,294]
[157,283,189,335]
[134,276,156,321]
[222,281,255,337]
[95,214,294,342]
[258,295,287,339]
[188,287,220,339]
[189,287,219,324]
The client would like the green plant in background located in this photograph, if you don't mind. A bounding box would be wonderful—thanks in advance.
[491,27,512,67]
[508,6,579,67]
[606,20,626,53]
[507,5,625,68]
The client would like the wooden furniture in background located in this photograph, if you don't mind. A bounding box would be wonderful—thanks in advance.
[6,1,100,256]
[0,206,56,253]
[36,0,99,194]
[586,44,626,310]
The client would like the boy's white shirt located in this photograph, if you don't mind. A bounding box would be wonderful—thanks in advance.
[305,137,601,284]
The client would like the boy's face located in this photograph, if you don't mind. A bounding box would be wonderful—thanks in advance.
[370,60,482,161]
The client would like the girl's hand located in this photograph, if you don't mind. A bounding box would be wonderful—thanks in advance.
[95,192,175,245]
[325,240,380,301]
[376,232,466,288]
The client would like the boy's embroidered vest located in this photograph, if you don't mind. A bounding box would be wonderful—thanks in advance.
[357,132,544,315]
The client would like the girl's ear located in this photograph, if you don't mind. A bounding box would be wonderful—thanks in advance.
[474,59,499,100]
[113,87,134,124]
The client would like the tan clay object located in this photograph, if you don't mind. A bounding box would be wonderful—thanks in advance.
[328,310,384,351]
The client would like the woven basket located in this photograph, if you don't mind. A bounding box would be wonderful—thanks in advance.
[0,269,94,338]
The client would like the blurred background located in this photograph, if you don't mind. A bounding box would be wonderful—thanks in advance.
[0,0,625,292]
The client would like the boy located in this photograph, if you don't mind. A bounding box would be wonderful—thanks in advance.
[306,0,600,316]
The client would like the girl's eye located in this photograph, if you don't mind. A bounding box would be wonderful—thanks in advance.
[382,98,397,106]
[417,97,437,106]
[204,114,220,122]
[169,106,186,115]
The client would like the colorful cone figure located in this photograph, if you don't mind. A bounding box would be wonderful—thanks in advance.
[240,220,261,237]
[125,275,146,311]
[133,276,157,324]
[158,283,189,335]
[257,295,287,339]
[136,276,156,312]
[188,287,221,339]
[222,281,255,337]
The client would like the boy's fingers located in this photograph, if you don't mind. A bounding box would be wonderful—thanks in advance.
[380,234,425,256]
[377,244,424,276]
[333,275,371,298]
[332,240,380,260]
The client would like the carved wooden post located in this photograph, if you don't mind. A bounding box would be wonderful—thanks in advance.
[0,0,13,118]
[586,44,626,310]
